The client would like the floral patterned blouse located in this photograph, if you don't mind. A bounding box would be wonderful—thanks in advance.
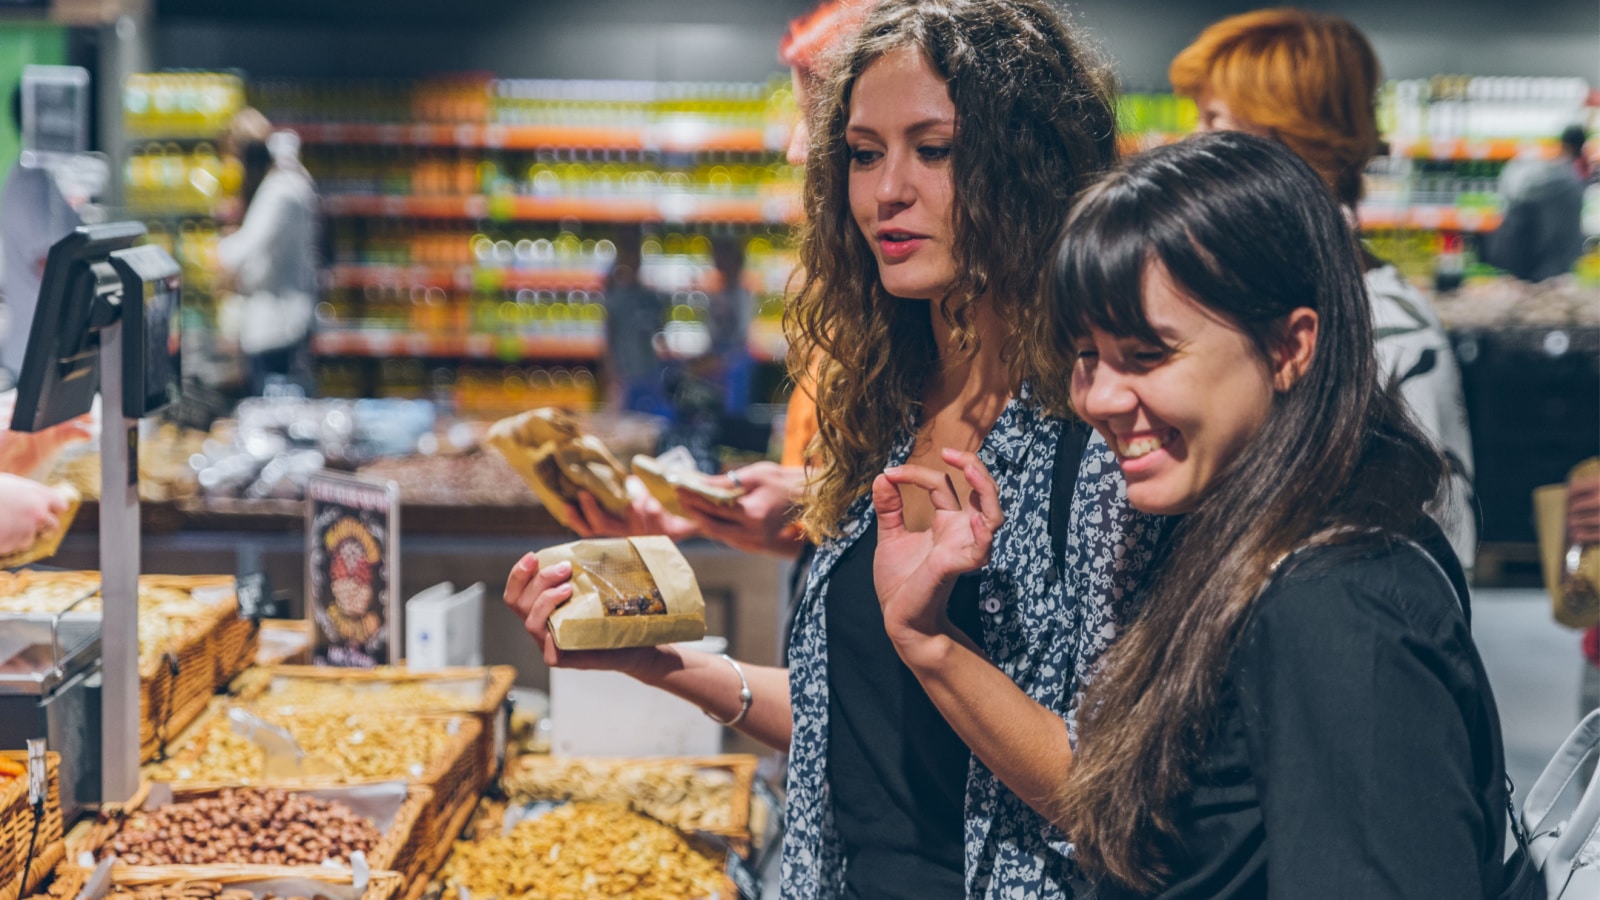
[780,387,1167,899]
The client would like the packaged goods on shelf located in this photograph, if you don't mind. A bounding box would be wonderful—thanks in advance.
[124,72,247,140]
[437,800,730,900]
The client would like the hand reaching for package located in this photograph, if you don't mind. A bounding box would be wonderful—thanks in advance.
[675,461,807,558]
[871,449,1004,651]
[0,473,68,555]
[0,391,92,478]
[563,480,701,542]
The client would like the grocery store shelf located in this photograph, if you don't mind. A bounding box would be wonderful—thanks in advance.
[1359,205,1503,233]
[286,121,789,154]
[1387,137,1558,162]
[325,264,605,292]
[321,192,801,224]
[312,329,604,360]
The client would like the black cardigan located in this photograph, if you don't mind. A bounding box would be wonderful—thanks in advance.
[1095,526,1506,900]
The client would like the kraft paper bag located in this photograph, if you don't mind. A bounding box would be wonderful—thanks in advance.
[631,448,744,518]
[536,536,706,650]
[1536,458,1600,629]
[486,409,629,530]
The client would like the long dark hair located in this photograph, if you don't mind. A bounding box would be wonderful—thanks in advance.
[1050,131,1443,889]
[786,0,1118,538]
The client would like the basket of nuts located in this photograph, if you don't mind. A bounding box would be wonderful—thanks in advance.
[436,799,737,900]
[78,783,432,890]
[143,701,483,876]
[230,666,516,789]
[29,865,403,900]
[499,754,758,850]
[0,750,63,900]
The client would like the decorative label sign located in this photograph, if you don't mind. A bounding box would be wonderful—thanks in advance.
[306,472,400,668]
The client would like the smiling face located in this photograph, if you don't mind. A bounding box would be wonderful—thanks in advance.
[846,47,959,301]
[1069,265,1279,516]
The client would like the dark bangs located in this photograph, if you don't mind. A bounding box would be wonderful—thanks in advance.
[1051,133,1335,360]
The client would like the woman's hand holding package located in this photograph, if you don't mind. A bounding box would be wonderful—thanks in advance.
[563,482,700,542]
[1568,470,1600,546]
[503,552,666,675]
[872,449,1004,655]
[676,462,806,558]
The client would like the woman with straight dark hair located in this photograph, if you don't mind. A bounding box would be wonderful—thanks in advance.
[1054,131,1506,898]
[881,130,1507,898]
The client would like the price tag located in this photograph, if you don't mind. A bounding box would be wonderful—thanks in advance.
[410,124,435,145]
[406,333,433,356]
[725,847,762,899]
[382,195,407,218]
[465,334,494,358]
[455,124,478,147]
[464,196,489,220]
[378,125,402,146]
[191,584,233,607]
[27,738,45,806]
[234,571,271,622]
[484,124,508,149]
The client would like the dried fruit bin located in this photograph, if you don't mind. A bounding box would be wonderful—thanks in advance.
[231,665,516,788]
[0,751,63,900]
[77,781,432,890]
[143,699,483,877]
[34,865,403,900]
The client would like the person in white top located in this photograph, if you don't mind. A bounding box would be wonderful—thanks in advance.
[1170,7,1477,570]
[215,108,318,396]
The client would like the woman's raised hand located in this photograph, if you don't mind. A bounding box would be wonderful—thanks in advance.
[871,449,1004,649]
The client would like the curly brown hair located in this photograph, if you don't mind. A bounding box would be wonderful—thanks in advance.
[785,0,1118,539]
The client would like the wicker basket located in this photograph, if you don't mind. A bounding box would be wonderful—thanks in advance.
[36,864,403,900]
[143,699,483,879]
[0,751,63,900]
[232,666,516,789]
[77,781,432,890]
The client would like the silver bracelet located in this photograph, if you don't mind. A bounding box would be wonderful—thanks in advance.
[705,653,752,727]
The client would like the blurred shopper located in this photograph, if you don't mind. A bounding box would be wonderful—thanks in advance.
[1171,7,1479,573]
[601,224,671,417]
[508,2,1161,897]
[1483,125,1587,282]
[564,0,868,560]
[906,132,1503,898]
[215,108,318,396]
[705,235,753,416]
[0,85,80,390]
[0,472,65,555]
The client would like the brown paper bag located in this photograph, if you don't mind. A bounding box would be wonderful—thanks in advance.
[631,452,744,518]
[0,484,81,569]
[537,536,706,650]
[1536,458,1600,629]
[486,409,630,530]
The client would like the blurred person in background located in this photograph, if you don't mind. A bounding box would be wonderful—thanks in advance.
[0,85,81,391]
[1171,7,1479,574]
[1483,124,1587,282]
[705,234,753,416]
[602,224,671,417]
[215,107,318,396]
[561,0,868,563]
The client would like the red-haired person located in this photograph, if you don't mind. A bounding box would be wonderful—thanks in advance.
[1171,8,1478,575]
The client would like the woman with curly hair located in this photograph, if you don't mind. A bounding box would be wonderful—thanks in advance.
[507,1,1165,897]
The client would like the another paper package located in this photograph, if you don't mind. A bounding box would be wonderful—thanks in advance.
[631,447,745,518]
[536,536,706,650]
[486,409,630,530]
